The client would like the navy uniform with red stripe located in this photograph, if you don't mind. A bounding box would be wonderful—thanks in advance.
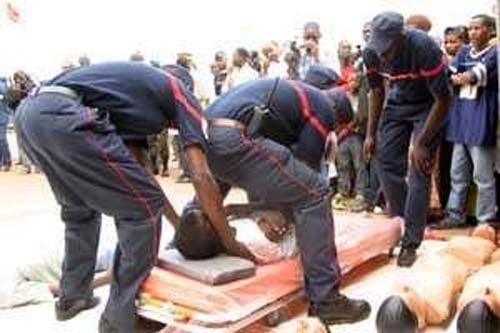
[363,13,451,266]
[14,62,206,332]
[203,78,371,325]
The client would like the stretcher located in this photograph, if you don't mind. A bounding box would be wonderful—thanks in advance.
[137,214,402,332]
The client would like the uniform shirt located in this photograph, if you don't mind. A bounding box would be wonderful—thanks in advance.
[205,79,338,169]
[48,62,206,150]
[364,28,449,112]
[446,44,498,146]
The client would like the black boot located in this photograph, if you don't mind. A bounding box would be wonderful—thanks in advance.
[55,296,100,321]
[309,293,371,325]
[397,247,417,267]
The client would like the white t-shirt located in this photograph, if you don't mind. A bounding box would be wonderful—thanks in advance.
[231,219,297,264]
[222,64,259,93]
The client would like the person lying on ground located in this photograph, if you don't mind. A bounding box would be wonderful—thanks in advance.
[376,224,497,332]
[0,223,116,309]
[456,247,500,333]
[174,205,298,264]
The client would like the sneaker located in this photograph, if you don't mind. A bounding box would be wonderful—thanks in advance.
[55,296,100,321]
[98,317,120,333]
[309,293,371,325]
[432,213,467,230]
[397,247,417,267]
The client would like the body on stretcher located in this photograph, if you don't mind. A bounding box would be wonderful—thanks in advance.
[137,214,402,332]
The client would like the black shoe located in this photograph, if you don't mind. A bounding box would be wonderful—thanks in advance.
[397,247,417,267]
[98,317,120,333]
[309,293,371,325]
[55,296,100,321]
[431,213,467,230]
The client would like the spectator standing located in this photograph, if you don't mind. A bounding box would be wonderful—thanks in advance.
[406,14,433,33]
[444,26,469,60]
[9,71,37,174]
[78,55,91,67]
[355,22,385,213]
[261,41,288,78]
[337,40,356,87]
[222,48,259,93]
[210,51,228,97]
[0,77,11,171]
[435,15,498,229]
[334,71,370,212]
[432,26,470,213]
[129,51,145,62]
[299,22,336,78]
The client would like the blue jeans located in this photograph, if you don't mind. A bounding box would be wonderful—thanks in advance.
[446,144,497,222]
[207,125,340,305]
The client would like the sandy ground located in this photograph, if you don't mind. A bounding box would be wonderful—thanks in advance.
[0,132,467,332]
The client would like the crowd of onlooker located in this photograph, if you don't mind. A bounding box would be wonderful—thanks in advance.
[0,12,498,229]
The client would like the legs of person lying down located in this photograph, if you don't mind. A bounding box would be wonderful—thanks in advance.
[0,221,116,310]
[206,127,370,323]
[14,98,164,331]
[376,225,497,332]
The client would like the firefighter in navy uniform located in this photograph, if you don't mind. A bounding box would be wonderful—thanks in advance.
[14,62,254,333]
[363,12,451,267]
[189,78,372,326]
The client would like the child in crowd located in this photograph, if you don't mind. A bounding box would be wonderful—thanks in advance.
[444,25,469,59]
[333,71,369,212]
[430,26,470,219]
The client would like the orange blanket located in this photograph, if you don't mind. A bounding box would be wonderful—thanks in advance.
[139,215,401,326]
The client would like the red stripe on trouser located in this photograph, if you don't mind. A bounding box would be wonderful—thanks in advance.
[241,135,323,198]
[83,108,159,264]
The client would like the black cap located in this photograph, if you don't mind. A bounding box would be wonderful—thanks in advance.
[367,11,405,56]
[304,64,340,90]
[376,295,418,333]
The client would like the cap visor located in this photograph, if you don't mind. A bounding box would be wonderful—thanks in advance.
[367,34,395,57]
